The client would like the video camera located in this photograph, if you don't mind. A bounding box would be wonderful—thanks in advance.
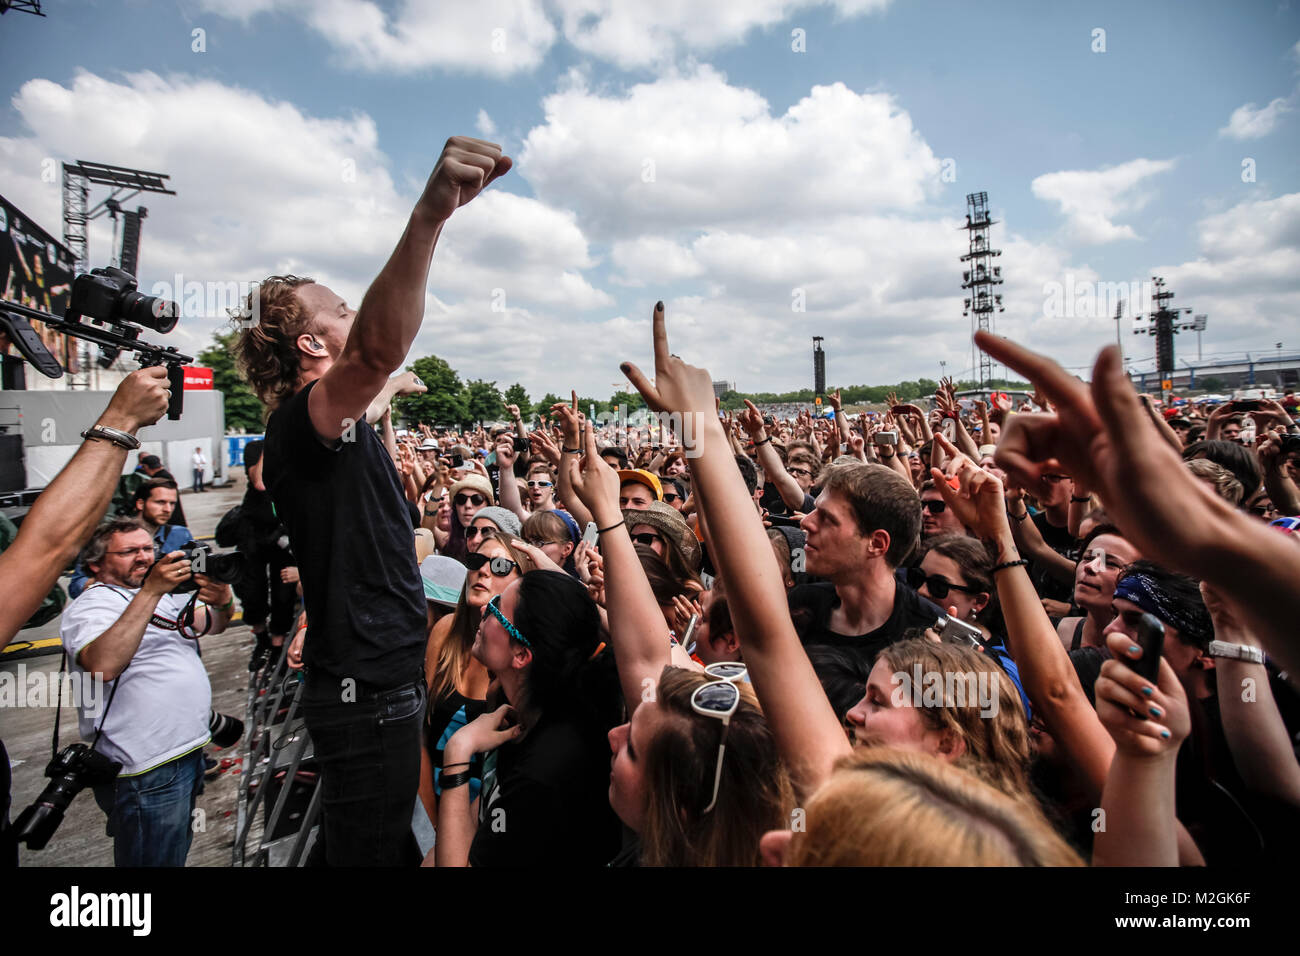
[0,266,191,419]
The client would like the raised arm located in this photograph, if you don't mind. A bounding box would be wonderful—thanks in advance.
[550,393,593,527]
[979,332,1300,676]
[566,420,688,713]
[739,399,805,511]
[1201,582,1300,807]
[0,367,170,648]
[623,303,848,796]
[310,137,511,441]
[1093,640,1191,867]
[930,437,1116,794]
[494,440,529,522]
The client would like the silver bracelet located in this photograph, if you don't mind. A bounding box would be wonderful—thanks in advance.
[81,425,141,450]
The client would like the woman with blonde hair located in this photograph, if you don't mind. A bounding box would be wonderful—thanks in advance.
[418,533,534,840]
[847,638,1032,796]
[761,748,1082,866]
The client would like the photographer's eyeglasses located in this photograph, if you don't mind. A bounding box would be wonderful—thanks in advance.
[691,674,746,814]
[464,552,519,577]
[485,594,531,648]
[454,493,487,508]
[906,567,978,600]
[107,545,155,557]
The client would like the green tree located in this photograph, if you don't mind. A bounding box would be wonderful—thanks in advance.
[503,382,530,414]
[534,392,563,419]
[466,379,504,425]
[198,329,265,432]
[396,355,466,426]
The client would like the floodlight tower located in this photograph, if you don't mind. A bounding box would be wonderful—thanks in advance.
[813,336,826,398]
[1132,277,1199,402]
[961,192,1004,388]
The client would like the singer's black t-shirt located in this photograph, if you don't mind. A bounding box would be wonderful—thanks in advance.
[264,380,425,688]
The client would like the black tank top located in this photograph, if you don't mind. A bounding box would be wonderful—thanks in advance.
[425,685,488,795]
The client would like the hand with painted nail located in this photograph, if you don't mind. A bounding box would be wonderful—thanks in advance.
[1095,632,1190,758]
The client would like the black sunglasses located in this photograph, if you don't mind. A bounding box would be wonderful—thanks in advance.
[465,525,496,541]
[921,499,946,514]
[454,493,487,508]
[662,492,680,503]
[631,532,662,547]
[464,552,519,577]
[907,566,979,599]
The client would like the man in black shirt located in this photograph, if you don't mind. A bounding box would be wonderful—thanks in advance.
[788,462,944,695]
[237,135,512,866]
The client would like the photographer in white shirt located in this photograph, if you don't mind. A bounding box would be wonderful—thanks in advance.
[60,517,233,866]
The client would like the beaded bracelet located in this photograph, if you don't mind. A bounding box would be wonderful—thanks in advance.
[991,558,1029,574]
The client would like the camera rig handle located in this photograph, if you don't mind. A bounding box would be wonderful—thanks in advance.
[0,299,193,419]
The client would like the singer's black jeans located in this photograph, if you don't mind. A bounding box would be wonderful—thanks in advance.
[300,670,424,866]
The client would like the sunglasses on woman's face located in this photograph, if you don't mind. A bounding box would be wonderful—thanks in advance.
[465,525,496,541]
[464,552,519,577]
[906,566,978,599]
[662,492,680,503]
[630,532,662,547]
[454,493,487,508]
[526,537,565,549]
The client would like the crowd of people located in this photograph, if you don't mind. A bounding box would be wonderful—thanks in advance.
[3,134,1298,870]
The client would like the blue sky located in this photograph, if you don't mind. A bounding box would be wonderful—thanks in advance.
[2,0,1298,399]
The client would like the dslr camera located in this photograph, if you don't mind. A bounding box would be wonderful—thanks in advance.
[171,541,246,593]
[13,743,121,850]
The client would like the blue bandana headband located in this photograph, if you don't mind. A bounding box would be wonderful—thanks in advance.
[1113,572,1212,646]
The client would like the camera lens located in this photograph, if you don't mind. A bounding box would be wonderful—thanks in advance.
[119,290,178,334]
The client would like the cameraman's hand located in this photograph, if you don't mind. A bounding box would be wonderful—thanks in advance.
[194,574,233,609]
[143,551,191,596]
[98,366,171,433]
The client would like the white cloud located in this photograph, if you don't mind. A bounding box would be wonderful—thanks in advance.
[1219,96,1293,139]
[199,0,557,76]
[0,70,610,389]
[203,0,891,74]
[1030,158,1176,244]
[475,109,497,138]
[553,0,891,70]
[519,65,942,238]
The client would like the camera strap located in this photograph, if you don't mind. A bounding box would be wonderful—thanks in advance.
[51,584,141,761]
[51,646,123,762]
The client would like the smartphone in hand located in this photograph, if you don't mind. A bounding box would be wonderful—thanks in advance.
[1118,613,1165,719]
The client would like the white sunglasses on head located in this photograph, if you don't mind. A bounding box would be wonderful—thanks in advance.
[691,666,748,814]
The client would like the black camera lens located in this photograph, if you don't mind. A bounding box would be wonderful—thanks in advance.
[119,290,178,334]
